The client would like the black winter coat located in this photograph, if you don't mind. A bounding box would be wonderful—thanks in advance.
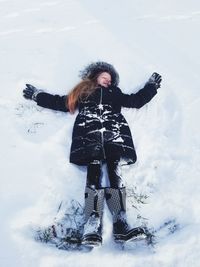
[36,83,157,166]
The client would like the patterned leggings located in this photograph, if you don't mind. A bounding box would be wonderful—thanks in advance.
[86,159,124,189]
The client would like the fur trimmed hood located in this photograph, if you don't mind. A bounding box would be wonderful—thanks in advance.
[79,61,120,86]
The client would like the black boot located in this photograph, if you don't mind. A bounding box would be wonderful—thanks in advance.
[82,186,104,246]
[105,187,147,243]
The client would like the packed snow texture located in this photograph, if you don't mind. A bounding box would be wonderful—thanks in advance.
[1,0,200,266]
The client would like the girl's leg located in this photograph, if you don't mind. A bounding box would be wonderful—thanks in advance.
[105,159,147,242]
[106,159,124,188]
[82,160,105,246]
[105,159,126,223]
[86,159,102,189]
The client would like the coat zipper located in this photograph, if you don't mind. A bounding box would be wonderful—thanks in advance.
[99,88,106,158]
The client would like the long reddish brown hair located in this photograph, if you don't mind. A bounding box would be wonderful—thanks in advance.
[67,77,98,113]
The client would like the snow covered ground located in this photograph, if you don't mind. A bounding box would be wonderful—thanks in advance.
[1,0,200,266]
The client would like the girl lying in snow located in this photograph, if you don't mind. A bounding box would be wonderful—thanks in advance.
[23,62,162,247]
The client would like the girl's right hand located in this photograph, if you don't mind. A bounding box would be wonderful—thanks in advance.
[23,84,43,101]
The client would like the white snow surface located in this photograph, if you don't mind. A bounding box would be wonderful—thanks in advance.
[1,0,200,266]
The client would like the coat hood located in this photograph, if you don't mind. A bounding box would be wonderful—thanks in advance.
[79,61,120,86]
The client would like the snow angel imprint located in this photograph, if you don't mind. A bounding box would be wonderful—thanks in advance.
[23,61,162,246]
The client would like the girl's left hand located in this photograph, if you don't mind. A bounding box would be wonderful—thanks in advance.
[148,72,162,89]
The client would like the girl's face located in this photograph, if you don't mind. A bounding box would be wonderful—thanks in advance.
[97,72,111,87]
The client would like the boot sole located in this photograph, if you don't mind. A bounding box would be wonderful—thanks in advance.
[114,228,147,243]
[82,234,102,247]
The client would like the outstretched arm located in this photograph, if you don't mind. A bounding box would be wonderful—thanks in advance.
[23,84,69,112]
[119,72,162,109]
[36,92,69,112]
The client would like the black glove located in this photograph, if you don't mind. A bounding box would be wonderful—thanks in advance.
[23,84,43,101]
[147,72,162,89]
